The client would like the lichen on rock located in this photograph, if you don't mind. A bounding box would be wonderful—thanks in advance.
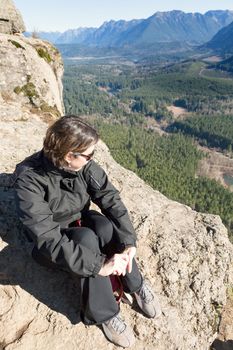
[0,33,64,123]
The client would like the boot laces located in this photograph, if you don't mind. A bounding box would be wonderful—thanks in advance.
[139,282,154,303]
[110,315,126,334]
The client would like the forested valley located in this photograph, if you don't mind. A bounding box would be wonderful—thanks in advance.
[63,59,233,241]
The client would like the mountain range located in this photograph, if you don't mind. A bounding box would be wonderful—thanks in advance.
[26,10,233,47]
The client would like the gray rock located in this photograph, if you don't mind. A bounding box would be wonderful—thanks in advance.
[0,0,26,34]
[0,32,64,171]
[0,142,232,350]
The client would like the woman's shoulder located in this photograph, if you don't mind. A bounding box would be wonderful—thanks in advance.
[82,160,108,190]
[82,160,105,177]
[12,150,45,184]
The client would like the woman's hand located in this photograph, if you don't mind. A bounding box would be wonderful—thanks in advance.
[124,247,136,273]
[98,253,129,277]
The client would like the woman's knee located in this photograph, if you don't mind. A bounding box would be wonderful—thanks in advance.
[67,227,99,251]
[84,211,114,243]
[97,217,114,241]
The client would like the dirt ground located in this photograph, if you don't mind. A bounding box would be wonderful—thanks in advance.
[167,105,189,119]
[196,146,233,191]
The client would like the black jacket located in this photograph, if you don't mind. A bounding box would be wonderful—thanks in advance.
[13,151,137,277]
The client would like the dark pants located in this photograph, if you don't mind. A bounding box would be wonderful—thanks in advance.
[32,210,142,325]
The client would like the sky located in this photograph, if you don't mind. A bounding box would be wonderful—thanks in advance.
[14,0,233,32]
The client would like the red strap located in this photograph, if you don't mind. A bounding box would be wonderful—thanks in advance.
[75,219,82,227]
[110,275,124,303]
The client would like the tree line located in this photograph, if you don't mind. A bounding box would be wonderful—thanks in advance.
[94,122,233,242]
[168,114,233,151]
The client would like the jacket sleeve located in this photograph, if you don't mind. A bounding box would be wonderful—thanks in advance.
[84,161,137,248]
[14,172,105,277]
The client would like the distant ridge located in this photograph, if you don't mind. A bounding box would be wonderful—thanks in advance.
[25,10,233,47]
[202,20,233,54]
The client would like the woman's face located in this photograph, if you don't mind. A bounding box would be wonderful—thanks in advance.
[64,143,96,171]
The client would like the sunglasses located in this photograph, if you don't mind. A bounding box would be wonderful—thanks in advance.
[72,150,95,161]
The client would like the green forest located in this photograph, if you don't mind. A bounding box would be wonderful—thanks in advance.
[63,60,233,241]
[168,114,233,151]
[63,60,233,121]
[95,123,233,241]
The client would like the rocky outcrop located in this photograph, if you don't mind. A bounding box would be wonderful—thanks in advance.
[0,32,64,171]
[0,0,25,34]
[0,33,64,122]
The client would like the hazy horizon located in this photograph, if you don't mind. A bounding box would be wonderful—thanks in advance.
[14,0,233,32]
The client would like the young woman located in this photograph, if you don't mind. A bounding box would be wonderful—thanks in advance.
[13,115,161,348]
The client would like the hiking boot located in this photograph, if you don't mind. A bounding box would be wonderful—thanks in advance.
[134,280,162,318]
[102,313,135,348]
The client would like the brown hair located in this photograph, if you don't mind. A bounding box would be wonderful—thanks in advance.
[43,115,99,168]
